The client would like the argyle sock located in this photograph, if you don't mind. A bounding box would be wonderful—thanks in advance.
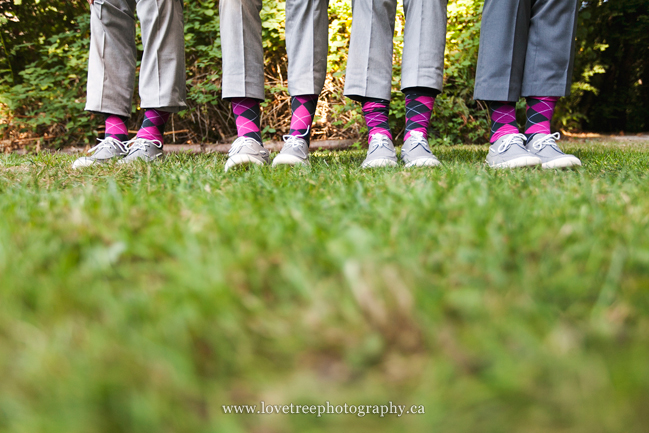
[135,109,170,143]
[404,93,435,141]
[525,96,559,139]
[104,114,129,142]
[361,98,392,144]
[488,101,519,143]
[230,98,262,144]
[289,95,318,144]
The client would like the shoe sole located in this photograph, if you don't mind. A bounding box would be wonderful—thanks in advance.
[117,154,164,165]
[225,154,267,172]
[361,158,398,168]
[488,156,542,169]
[404,158,440,168]
[72,158,102,169]
[542,156,582,169]
[272,154,309,167]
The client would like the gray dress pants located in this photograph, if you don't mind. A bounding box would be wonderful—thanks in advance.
[220,0,329,100]
[344,0,447,101]
[85,0,187,117]
[473,0,579,101]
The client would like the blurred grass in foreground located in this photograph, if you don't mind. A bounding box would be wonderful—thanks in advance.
[1,141,648,433]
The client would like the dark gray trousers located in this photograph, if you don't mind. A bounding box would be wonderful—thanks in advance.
[344,0,448,100]
[473,0,579,101]
[219,0,330,100]
[85,0,187,116]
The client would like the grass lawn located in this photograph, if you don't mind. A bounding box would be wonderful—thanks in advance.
[1,141,648,433]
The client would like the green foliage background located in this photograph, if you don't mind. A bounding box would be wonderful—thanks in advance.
[0,0,647,149]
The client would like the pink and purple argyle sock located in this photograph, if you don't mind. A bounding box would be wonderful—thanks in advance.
[488,101,519,143]
[136,109,170,143]
[404,94,435,141]
[231,97,262,144]
[525,96,559,138]
[104,114,129,142]
[362,98,392,144]
[289,95,318,144]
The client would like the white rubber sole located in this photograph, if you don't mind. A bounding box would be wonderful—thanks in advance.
[224,154,267,172]
[72,157,122,169]
[361,158,398,168]
[272,154,309,167]
[72,157,98,169]
[489,156,542,169]
[404,157,441,168]
[542,156,582,169]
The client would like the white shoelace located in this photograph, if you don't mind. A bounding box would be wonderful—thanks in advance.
[125,137,162,155]
[89,137,128,155]
[368,133,392,154]
[282,135,306,148]
[229,136,259,156]
[496,133,527,153]
[406,131,432,153]
[532,132,562,151]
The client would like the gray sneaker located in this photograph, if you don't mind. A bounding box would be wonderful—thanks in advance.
[401,131,440,168]
[224,136,270,172]
[118,138,164,164]
[526,132,582,169]
[486,133,542,169]
[272,134,310,167]
[72,137,128,169]
[361,133,398,168]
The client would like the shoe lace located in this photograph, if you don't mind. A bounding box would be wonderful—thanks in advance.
[125,137,162,155]
[229,136,259,156]
[368,133,392,154]
[497,133,527,153]
[532,132,562,151]
[89,137,128,155]
[282,134,306,148]
[406,131,432,153]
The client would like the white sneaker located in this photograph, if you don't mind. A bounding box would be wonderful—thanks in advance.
[525,132,582,169]
[224,136,270,172]
[118,138,164,164]
[361,133,398,168]
[72,137,128,169]
[486,133,542,169]
[272,134,310,167]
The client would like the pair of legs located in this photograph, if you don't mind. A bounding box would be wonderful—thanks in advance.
[345,0,447,168]
[220,0,329,171]
[75,0,186,168]
[475,0,581,169]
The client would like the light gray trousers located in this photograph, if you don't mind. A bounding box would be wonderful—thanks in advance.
[219,0,329,100]
[85,0,187,117]
[344,0,447,101]
[473,0,579,101]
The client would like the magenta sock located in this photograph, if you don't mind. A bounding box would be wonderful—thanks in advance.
[104,115,129,142]
[362,99,392,144]
[488,101,519,143]
[136,109,170,143]
[289,95,318,143]
[525,96,559,137]
[231,97,262,144]
[405,95,435,141]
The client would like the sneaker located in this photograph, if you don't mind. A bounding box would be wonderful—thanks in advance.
[401,131,440,168]
[272,134,310,167]
[486,133,542,169]
[224,136,269,172]
[118,138,164,164]
[361,133,398,168]
[526,132,582,169]
[71,137,128,169]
